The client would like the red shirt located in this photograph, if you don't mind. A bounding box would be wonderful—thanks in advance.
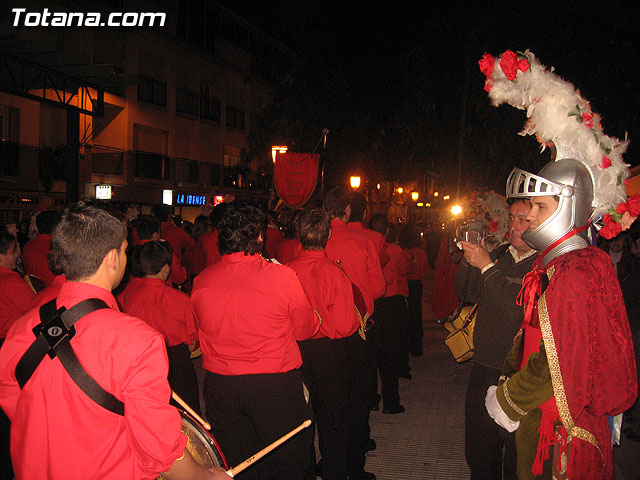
[383,242,412,298]
[123,277,198,346]
[199,229,221,266]
[407,247,430,282]
[160,223,193,285]
[0,282,186,479]
[348,222,390,267]
[21,234,55,286]
[0,267,35,338]
[325,219,385,315]
[134,238,186,286]
[273,237,302,264]
[28,274,66,310]
[191,252,318,375]
[115,276,143,311]
[287,250,359,339]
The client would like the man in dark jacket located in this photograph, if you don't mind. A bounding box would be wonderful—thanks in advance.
[454,199,535,480]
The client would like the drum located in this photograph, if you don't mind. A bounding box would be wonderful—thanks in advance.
[158,410,228,478]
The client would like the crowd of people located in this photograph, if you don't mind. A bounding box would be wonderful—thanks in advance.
[0,185,431,480]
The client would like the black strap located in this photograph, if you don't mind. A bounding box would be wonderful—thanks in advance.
[15,298,125,416]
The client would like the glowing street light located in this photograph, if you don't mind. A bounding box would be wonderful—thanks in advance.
[411,191,419,201]
[434,191,439,197]
[271,145,288,163]
[376,183,381,190]
[443,195,450,200]
[350,176,361,189]
[396,187,404,194]
[451,205,462,216]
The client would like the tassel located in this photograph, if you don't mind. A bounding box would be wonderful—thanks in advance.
[532,400,560,475]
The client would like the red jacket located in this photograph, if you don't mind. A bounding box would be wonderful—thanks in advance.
[273,237,302,264]
[348,222,390,267]
[123,277,198,346]
[160,223,193,285]
[191,252,318,375]
[287,249,359,339]
[0,267,35,338]
[199,229,221,266]
[0,282,186,479]
[407,247,430,282]
[21,234,55,286]
[325,219,385,315]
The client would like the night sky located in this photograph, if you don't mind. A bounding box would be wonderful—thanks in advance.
[225,0,640,192]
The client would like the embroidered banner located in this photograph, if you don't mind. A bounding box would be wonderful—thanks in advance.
[274,152,319,209]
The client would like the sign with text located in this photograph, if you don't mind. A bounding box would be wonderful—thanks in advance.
[274,152,319,209]
[175,193,207,206]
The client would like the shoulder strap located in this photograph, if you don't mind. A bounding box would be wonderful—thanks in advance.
[15,298,125,416]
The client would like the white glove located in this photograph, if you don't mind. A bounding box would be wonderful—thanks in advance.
[485,385,520,432]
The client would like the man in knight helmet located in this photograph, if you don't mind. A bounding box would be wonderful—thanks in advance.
[479,50,637,480]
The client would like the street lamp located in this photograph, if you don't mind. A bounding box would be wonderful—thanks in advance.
[271,145,288,163]
[451,205,462,216]
[396,187,404,194]
[350,176,361,189]
[411,191,419,202]
[443,195,450,200]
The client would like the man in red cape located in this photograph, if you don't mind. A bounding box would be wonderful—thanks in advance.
[485,159,637,480]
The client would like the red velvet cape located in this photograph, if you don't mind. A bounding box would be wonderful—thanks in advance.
[540,246,637,479]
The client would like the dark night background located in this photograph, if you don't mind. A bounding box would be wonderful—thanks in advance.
[222,0,639,194]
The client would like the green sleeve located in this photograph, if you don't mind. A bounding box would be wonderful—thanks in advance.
[496,338,554,421]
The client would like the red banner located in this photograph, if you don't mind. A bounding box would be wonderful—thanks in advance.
[274,152,319,209]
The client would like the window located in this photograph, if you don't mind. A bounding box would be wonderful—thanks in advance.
[176,88,199,116]
[135,151,170,180]
[0,142,19,176]
[138,76,166,107]
[226,105,245,130]
[201,87,221,122]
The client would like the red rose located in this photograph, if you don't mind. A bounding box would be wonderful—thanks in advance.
[489,220,499,232]
[581,112,593,128]
[484,79,492,92]
[600,221,622,239]
[517,58,530,72]
[499,50,519,81]
[627,194,640,216]
[600,156,611,169]
[479,53,494,77]
[602,213,613,224]
[616,202,628,214]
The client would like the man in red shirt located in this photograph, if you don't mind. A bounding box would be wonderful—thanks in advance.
[323,186,384,480]
[0,225,36,480]
[199,203,229,267]
[287,209,360,480]
[155,205,193,286]
[0,203,229,480]
[347,193,389,268]
[191,199,319,480]
[123,240,201,415]
[21,209,61,286]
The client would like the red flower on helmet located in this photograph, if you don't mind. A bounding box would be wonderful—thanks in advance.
[479,53,494,77]
[582,112,593,128]
[599,221,622,239]
[484,79,492,92]
[600,156,611,169]
[602,213,613,224]
[499,50,519,81]
[518,58,530,73]
[626,194,640,217]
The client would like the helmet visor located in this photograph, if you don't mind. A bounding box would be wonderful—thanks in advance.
[506,167,564,198]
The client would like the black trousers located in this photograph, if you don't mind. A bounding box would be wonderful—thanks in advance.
[344,333,373,477]
[406,280,424,356]
[465,362,517,480]
[0,338,13,480]
[371,295,407,408]
[204,369,314,480]
[167,343,201,416]
[299,337,348,480]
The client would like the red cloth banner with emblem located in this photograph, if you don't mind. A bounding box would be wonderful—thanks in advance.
[274,153,319,209]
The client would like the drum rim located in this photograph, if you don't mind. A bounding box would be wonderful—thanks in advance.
[180,410,228,469]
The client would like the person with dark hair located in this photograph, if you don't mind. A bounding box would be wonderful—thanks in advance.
[273,212,302,264]
[287,209,360,480]
[348,194,389,268]
[184,215,210,280]
[0,203,230,480]
[191,199,319,480]
[155,205,194,286]
[27,243,67,310]
[264,209,284,259]
[0,225,35,480]
[322,185,385,480]
[122,241,200,416]
[21,209,61,286]
[372,223,412,414]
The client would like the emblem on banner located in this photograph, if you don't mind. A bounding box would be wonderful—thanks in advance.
[274,153,319,209]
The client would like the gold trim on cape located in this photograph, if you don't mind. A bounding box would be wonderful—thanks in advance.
[538,266,602,458]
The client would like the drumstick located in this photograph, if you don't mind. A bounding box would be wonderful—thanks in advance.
[171,390,211,430]
[225,419,312,477]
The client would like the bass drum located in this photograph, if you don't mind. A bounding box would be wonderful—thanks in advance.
[159,410,228,478]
